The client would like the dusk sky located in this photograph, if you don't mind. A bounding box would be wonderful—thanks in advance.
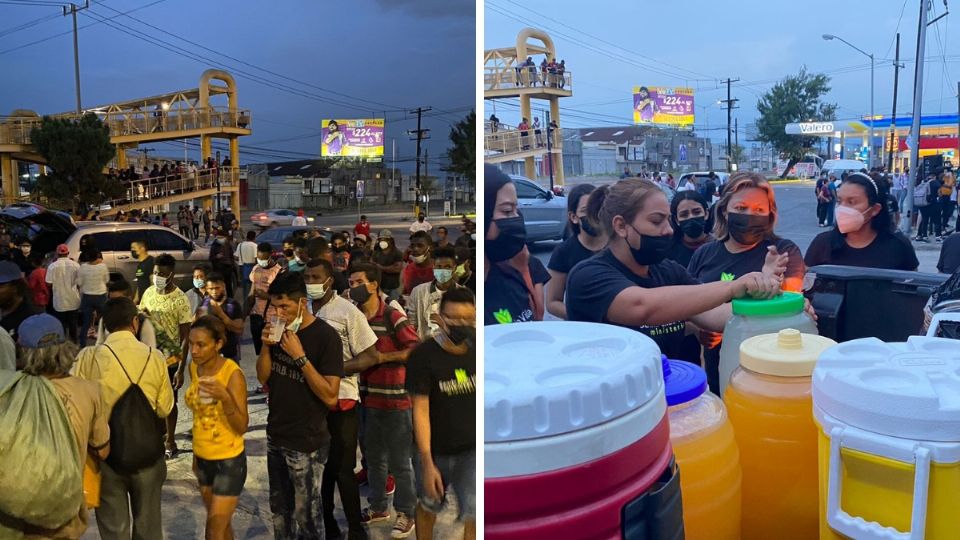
[485,0,960,144]
[0,0,475,171]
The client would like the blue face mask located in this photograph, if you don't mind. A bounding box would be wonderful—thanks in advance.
[193,278,205,290]
[433,268,454,284]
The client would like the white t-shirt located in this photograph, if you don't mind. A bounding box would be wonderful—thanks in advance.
[77,262,109,295]
[46,257,81,312]
[409,221,432,233]
[314,295,378,401]
[407,280,446,340]
[235,240,258,265]
[292,216,307,226]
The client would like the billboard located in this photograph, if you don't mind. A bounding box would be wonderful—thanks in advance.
[632,86,694,127]
[321,118,385,157]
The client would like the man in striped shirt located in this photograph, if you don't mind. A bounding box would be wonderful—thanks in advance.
[350,262,420,538]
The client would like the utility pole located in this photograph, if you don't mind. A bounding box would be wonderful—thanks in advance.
[734,117,739,170]
[407,107,431,218]
[720,78,740,172]
[889,33,902,173]
[902,0,947,235]
[63,1,89,114]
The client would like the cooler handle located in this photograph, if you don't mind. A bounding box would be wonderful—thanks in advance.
[925,312,960,337]
[826,427,931,540]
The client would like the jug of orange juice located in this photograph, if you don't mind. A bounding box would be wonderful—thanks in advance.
[663,356,741,540]
[724,328,836,540]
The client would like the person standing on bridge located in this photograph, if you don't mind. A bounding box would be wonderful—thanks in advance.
[202,209,213,244]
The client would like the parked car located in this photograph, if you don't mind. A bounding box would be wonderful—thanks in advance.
[255,225,332,258]
[0,203,76,257]
[820,159,867,179]
[64,222,210,290]
[676,171,730,192]
[509,174,567,243]
[250,209,315,228]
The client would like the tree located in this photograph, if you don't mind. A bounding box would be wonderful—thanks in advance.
[756,67,836,177]
[444,110,475,182]
[730,144,747,168]
[30,113,120,212]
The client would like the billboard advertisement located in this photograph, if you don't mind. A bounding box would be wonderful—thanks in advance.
[321,118,385,157]
[632,86,695,127]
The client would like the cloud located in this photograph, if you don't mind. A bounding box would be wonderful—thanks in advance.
[373,0,474,19]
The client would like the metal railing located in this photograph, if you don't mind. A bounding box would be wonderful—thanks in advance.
[484,65,572,92]
[484,126,562,156]
[0,106,251,145]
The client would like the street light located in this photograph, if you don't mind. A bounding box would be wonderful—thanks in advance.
[823,33,875,168]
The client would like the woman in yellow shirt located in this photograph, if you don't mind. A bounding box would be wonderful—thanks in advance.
[185,315,248,539]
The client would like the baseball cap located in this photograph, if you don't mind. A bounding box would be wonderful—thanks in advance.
[56,244,69,256]
[18,314,66,349]
[379,229,393,239]
[0,261,22,284]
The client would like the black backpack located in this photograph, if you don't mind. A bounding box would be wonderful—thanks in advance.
[102,345,166,474]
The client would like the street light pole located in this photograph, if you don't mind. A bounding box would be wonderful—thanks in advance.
[63,1,89,114]
[822,33,875,167]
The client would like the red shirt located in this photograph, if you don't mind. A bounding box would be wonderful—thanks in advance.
[402,261,434,295]
[359,299,420,410]
[27,267,49,307]
[354,222,371,237]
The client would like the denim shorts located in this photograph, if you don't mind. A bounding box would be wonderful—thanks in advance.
[195,451,247,496]
[417,449,475,521]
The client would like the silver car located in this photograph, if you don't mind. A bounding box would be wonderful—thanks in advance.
[64,222,210,289]
[509,175,567,243]
[250,209,315,228]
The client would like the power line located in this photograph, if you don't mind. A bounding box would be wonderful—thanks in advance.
[0,9,60,38]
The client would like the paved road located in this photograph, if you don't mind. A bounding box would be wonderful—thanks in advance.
[531,178,944,284]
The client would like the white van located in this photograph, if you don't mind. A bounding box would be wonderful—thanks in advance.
[821,159,867,178]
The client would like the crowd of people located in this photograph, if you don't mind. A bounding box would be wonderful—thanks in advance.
[511,56,567,88]
[484,163,918,393]
[101,156,233,208]
[0,210,478,539]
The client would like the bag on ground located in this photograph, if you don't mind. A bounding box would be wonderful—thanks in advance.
[0,371,82,529]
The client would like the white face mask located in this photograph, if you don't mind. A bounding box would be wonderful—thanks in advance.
[257,258,269,268]
[412,253,428,264]
[835,205,868,234]
[379,241,389,250]
[306,280,330,300]
[153,275,168,290]
[286,301,304,333]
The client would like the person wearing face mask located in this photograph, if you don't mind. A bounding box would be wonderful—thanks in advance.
[403,231,436,296]
[246,243,282,361]
[565,177,782,364]
[131,239,154,304]
[666,190,713,268]
[484,165,550,325]
[546,183,607,319]
[347,262,421,537]
[198,272,245,362]
[139,254,193,459]
[278,235,296,271]
[303,258,381,539]
[373,230,405,303]
[407,246,462,340]
[687,172,804,392]
[406,287,476,539]
[806,172,918,271]
[454,247,476,293]
[257,271,344,538]
[187,263,211,314]
[351,233,371,263]
[287,237,309,273]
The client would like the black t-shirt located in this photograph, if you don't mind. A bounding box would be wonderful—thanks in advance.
[565,249,698,361]
[199,297,243,361]
[939,233,960,274]
[405,339,475,456]
[688,238,805,285]
[374,249,404,291]
[332,270,349,295]
[135,256,155,299]
[484,258,550,325]
[266,318,345,453]
[665,237,712,269]
[548,235,599,274]
[1,299,39,343]
[806,230,919,271]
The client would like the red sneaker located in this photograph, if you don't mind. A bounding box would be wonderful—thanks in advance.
[385,475,396,495]
[356,468,368,486]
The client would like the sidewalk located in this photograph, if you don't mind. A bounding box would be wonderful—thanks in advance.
[80,322,464,539]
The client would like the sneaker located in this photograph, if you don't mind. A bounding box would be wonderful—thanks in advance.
[361,508,391,524]
[385,475,396,496]
[391,513,415,538]
[356,468,368,486]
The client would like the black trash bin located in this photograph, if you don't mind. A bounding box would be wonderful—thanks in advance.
[806,265,948,343]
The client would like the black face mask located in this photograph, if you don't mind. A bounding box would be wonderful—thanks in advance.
[626,225,673,265]
[283,249,295,258]
[726,213,769,245]
[486,215,527,262]
[447,325,476,345]
[678,216,706,239]
[579,215,599,237]
[333,245,347,253]
[350,284,371,305]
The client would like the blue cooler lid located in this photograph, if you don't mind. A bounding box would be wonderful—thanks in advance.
[662,355,707,406]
